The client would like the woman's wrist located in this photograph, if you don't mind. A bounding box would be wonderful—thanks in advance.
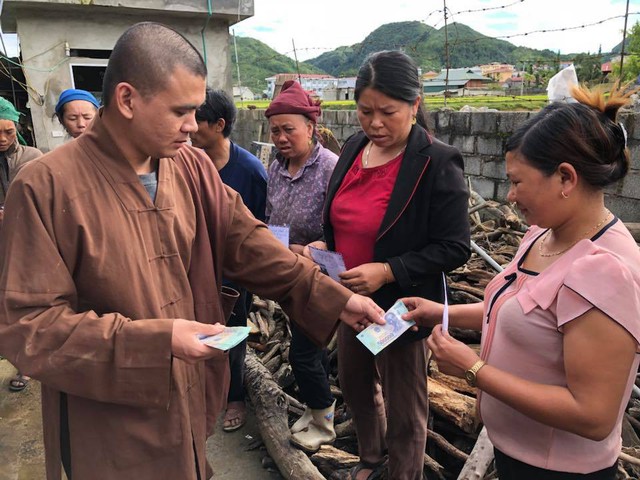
[381,262,393,284]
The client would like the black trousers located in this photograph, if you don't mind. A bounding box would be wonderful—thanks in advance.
[494,448,618,480]
[289,321,334,409]
[226,287,252,403]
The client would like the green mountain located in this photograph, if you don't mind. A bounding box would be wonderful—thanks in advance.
[306,21,561,76]
[230,36,326,98]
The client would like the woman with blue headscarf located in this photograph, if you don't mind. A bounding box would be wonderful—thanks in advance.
[55,89,100,139]
[0,96,42,392]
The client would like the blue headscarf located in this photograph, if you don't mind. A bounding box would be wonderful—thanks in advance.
[0,96,26,145]
[55,89,100,116]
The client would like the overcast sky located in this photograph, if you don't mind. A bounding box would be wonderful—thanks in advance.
[2,0,638,61]
[232,0,640,61]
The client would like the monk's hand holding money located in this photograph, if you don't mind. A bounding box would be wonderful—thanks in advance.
[171,319,225,364]
[426,325,480,378]
[339,262,391,296]
[339,294,385,332]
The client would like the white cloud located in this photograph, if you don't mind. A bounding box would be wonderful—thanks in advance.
[232,0,640,61]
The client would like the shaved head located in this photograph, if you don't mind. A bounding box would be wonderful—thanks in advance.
[102,22,207,107]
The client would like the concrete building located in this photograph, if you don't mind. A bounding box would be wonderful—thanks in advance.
[323,77,356,101]
[264,73,337,100]
[1,0,254,151]
[423,68,493,96]
[233,86,255,102]
[479,63,515,83]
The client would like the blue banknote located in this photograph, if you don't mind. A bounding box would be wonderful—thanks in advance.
[198,326,252,351]
[356,300,415,355]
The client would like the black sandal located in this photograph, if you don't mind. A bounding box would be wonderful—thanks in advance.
[349,462,385,480]
[8,374,29,392]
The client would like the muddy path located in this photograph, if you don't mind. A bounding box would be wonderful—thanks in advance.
[0,359,282,480]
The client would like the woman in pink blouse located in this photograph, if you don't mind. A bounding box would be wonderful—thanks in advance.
[403,84,640,479]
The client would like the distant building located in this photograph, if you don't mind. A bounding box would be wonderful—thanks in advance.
[423,68,492,95]
[323,77,356,101]
[422,71,439,80]
[233,86,255,102]
[479,63,515,83]
[265,74,337,99]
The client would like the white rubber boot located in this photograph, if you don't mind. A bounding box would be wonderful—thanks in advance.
[289,400,336,453]
[290,405,313,434]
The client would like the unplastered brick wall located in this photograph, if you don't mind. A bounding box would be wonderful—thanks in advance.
[234,109,640,222]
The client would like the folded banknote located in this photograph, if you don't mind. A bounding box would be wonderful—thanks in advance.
[198,326,252,351]
[357,300,414,355]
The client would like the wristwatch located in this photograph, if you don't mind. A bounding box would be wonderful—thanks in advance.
[464,360,486,387]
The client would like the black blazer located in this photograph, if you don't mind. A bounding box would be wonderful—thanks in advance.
[323,125,471,342]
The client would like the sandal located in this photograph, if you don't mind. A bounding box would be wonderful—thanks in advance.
[222,401,246,432]
[350,462,385,480]
[9,374,30,392]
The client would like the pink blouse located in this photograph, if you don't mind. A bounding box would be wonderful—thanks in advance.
[479,219,640,473]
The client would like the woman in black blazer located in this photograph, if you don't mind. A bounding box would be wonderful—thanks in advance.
[304,50,470,480]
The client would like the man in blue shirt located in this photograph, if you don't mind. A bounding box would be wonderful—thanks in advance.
[191,88,267,432]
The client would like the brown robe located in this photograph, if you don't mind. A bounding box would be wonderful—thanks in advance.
[0,114,351,480]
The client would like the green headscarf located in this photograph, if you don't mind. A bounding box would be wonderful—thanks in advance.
[0,97,26,145]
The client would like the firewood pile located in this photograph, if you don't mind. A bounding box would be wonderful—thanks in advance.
[243,196,640,479]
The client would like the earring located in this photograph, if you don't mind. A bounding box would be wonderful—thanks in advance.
[411,116,417,125]
[561,191,569,199]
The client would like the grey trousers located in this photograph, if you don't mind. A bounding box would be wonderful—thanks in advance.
[338,323,429,480]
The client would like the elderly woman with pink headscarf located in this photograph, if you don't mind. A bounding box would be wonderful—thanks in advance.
[264,81,339,453]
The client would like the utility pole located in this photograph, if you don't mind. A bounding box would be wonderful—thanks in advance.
[443,0,450,106]
[232,29,244,108]
[620,0,630,80]
[292,39,302,85]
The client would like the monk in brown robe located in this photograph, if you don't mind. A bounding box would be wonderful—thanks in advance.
[0,23,383,480]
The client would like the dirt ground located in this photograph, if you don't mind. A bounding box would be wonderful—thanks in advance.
[0,358,282,480]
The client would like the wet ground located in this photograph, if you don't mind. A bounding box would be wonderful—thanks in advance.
[0,358,282,480]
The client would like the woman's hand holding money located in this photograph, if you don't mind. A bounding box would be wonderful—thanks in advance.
[401,297,444,327]
[426,325,480,378]
[339,263,388,295]
[302,240,327,260]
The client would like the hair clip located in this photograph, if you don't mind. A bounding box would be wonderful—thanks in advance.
[619,122,628,148]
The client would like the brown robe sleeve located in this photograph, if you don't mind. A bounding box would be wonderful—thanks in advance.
[173,146,352,347]
[0,161,174,408]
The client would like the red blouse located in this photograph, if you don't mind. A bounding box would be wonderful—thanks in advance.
[330,149,403,269]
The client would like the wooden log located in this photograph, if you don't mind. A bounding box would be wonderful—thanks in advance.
[335,418,355,438]
[427,428,469,463]
[273,363,295,389]
[310,445,359,474]
[457,427,494,480]
[423,453,446,480]
[429,363,477,396]
[244,350,325,480]
[261,342,281,365]
[428,378,478,434]
[449,282,486,299]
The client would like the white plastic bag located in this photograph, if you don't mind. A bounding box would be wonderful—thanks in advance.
[546,64,578,103]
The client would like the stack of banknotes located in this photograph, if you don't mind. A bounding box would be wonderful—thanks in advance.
[198,326,252,350]
[357,300,415,355]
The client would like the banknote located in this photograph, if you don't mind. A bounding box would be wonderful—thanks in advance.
[357,300,415,355]
[198,326,252,351]
[308,247,346,282]
[442,272,449,331]
[268,224,290,247]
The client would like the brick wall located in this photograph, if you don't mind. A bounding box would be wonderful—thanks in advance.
[233,109,640,222]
